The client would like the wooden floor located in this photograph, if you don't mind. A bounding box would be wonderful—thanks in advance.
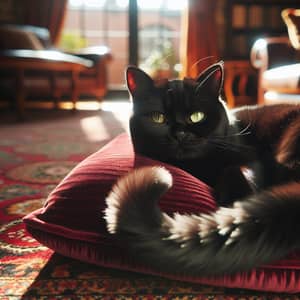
[0,95,131,124]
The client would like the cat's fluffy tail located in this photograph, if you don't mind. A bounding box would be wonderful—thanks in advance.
[104,166,300,275]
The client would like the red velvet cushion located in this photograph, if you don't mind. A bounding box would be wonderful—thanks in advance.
[23,133,300,293]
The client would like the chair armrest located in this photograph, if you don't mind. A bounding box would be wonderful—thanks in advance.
[70,46,113,96]
[250,37,300,105]
[250,37,298,72]
[69,46,112,64]
[0,49,93,68]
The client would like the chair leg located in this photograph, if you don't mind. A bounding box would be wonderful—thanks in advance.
[51,72,61,110]
[71,71,79,111]
[15,69,26,120]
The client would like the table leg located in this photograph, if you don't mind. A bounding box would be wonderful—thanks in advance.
[15,69,26,120]
[50,72,61,109]
[71,70,79,110]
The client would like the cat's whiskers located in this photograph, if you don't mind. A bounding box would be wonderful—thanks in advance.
[238,122,252,135]
[213,129,251,139]
[207,139,254,156]
[190,56,217,74]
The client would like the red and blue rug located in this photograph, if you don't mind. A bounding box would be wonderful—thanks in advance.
[0,107,299,299]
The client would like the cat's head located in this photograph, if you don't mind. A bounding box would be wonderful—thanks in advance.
[126,62,232,162]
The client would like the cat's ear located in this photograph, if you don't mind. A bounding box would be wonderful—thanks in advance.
[126,66,154,97]
[195,61,224,98]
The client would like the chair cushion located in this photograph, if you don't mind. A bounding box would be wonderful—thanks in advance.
[282,9,300,50]
[262,63,300,93]
[0,25,44,50]
[23,133,300,293]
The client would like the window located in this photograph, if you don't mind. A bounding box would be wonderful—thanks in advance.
[62,0,186,89]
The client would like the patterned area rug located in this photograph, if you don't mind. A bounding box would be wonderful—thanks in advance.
[0,105,299,299]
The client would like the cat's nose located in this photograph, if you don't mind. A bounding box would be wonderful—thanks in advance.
[175,130,186,141]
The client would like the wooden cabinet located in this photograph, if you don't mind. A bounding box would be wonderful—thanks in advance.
[224,0,299,60]
[222,0,299,106]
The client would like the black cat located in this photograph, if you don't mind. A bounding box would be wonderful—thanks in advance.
[104,62,300,275]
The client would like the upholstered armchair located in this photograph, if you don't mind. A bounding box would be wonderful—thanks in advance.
[0,24,112,118]
[250,9,300,105]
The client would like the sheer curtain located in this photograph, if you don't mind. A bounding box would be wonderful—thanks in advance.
[181,0,219,78]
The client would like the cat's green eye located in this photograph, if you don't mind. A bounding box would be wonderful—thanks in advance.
[190,111,205,123]
[151,112,165,124]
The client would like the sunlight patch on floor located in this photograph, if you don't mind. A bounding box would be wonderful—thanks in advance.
[79,101,131,142]
[100,101,131,133]
[65,100,132,114]
[22,99,132,112]
[100,100,132,113]
[68,101,132,115]
[74,101,102,110]
[80,115,111,142]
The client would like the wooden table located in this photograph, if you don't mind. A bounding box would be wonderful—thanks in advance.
[0,50,92,119]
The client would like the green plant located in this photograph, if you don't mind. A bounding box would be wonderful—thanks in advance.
[59,31,87,52]
[140,40,178,78]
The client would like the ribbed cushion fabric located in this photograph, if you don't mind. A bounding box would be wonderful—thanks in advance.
[23,133,300,293]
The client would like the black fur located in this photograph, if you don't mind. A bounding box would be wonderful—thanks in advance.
[104,62,300,275]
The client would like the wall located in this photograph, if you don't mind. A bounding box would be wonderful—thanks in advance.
[0,0,22,24]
